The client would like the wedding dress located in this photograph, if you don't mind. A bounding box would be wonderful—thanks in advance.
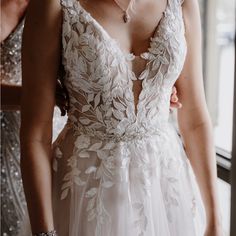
[19,0,206,235]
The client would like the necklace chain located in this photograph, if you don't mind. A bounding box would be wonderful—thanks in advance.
[113,0,134,23]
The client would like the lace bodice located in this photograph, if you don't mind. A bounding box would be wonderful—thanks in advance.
[61,0,187,139]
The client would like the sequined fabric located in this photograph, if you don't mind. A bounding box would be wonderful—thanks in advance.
[1,19,25,236]
[1,111,27,236]
[0,20,24,85]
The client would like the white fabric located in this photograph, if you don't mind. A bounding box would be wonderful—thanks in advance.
[19,0,206,235]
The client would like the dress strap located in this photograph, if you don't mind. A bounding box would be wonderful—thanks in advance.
[60,0,82,16]
[60,0,75,8]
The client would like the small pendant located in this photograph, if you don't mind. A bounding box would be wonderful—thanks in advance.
[123,11,130,23]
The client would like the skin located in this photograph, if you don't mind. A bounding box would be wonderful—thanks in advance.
[176,0,223,234]
[20,0,222,235]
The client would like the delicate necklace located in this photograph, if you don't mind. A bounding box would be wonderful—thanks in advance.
[113,0,134,23]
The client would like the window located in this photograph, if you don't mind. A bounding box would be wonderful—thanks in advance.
[201,0,235,180]
[199,0,235,235]
[212,0,235,155]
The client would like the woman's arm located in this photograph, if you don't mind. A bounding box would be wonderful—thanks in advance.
[176,0,222,234]
[20,0,61,233]
[1,83,21,110]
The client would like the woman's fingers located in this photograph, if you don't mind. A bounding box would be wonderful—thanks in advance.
[172,86,177,95]
[170,86,182,109]
[170,101,182,109]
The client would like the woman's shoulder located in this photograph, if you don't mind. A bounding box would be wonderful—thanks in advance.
[180,0,202,31]
[23,0,62,39]
[181,0,201,14]
[26,0,62,21]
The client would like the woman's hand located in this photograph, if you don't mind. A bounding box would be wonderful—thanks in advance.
[204,213,225,236]
[170,86,182,109]
[204,223,225,236]
[55,78,69,116]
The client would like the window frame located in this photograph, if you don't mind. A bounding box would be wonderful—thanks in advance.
[230,33,236,236]
[201,0,234,184]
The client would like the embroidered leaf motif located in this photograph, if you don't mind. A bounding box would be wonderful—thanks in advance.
[61,188,69,200]
[112,109,124,120]
[89,122,104,129]
[85,188,97,198]
[85,166,97,174]
[106,108,112,117]
[95,108,103,122]
[78,57,87,74]
[88,208,96,221]
[63,172,72,181]
[82,104,91,113]
[88,142,103,151]
[82,45,96,61]
[87,93,94,103]
[94,92,101,108]
[102,142,116,150]
[75,135,90,149]
[79,151,90,158]
[74,176,86,186]
[113,100,126,111]
[79,117,91,125]
[67,155,77,167]
[86,196,96,211]
[102,181,114,188]
[61,181,73,190]
[97,150,108,159]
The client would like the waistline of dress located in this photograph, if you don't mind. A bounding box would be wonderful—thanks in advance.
[65,120,167,143]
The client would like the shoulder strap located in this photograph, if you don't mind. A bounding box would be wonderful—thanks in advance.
[60,0,75,8]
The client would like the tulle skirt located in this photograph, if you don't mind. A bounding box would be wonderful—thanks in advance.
[49,122,206,236]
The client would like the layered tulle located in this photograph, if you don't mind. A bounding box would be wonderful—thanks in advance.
[50,122,206,236]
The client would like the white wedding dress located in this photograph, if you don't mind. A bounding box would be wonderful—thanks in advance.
[19,0,206,235]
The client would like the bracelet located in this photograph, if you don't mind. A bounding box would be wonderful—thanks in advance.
[32,230,58,236]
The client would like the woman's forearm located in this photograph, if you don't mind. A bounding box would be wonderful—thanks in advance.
[180,118,221,224]
[20,140,54,233]
[1,83,21,110]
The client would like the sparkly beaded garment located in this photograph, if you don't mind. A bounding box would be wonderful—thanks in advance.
[0,19,26,236]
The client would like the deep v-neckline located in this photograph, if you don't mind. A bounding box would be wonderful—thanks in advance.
[74,0,169,81]
[71,0,170,118]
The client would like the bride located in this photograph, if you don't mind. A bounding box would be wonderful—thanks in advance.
[20,0,223,235]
